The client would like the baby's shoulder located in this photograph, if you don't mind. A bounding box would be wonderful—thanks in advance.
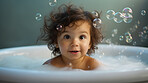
[43,55,61,65]
[85,56,99,70]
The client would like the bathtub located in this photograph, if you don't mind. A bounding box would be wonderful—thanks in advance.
[0,44,148,83]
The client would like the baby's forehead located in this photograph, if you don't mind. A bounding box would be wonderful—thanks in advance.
[66,21,90,30]
[66,20,91,29]
[59,21,91,35]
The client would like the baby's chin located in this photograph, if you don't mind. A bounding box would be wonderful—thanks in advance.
[63,54,79,59]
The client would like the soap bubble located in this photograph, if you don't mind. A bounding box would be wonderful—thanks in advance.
[141,30,148,40]
[125,32,133,43]
[119,35,124,41]
[112,29,118,34]
[49,0,57,7]
[123,13,133,23]
[92,11,99,18]
[106,10,115,20]
[105,38,112,44]
[141,10,146,16]
[122,7,133,23]
[114,12,123,23]
[130,27,136,33]
[35,13,42,21]
[137,20,140,25]
[126,35,133,43]
[134,24,138,29]
[93,18,102,29]
[112,34,115,37]
[125,32,131,37]
[56,24,63,31]
[133,41,137,46]
[122,7,133,14]
[139,32,144,37]
[143,26,148,31]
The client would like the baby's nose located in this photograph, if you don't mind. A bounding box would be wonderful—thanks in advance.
[71,38,79,47]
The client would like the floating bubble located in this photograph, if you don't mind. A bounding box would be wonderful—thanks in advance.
[123,13,133,23]
[122,7,133,14]
[112,34,115,37]
[93,18,102,29]
[133,41,137,46]
[125,32,131,37]
[92,11,99,18]
[143,26,148,34]
[142,32,148,40]
[49,0,57,7]
[105,38,112,44]
[125,32,133,43]
[56,24,63,31]
[143,26,148,31]
[106,10,115,20]
[126,36,133,43]
[35,13,42,21]
[119,35,124,41]
[137,20,140,25]
[139,32,144,37]
[130,27,136,33]
[141,10,146,16]
[112,29,118,34]
[114,12,123,23]
[134,24,138,29]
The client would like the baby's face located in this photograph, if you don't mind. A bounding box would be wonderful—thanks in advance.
[57,20,91,60]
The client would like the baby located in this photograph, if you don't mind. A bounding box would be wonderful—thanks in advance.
[39,4,103,70]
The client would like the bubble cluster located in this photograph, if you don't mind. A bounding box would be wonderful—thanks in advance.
[106,7,133,23]
[35,13,42,21]
[49,0,57,7]
[93,18,102,29]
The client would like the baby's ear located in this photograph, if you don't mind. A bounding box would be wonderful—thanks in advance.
[55,44,59,48]
[88,42,92,49]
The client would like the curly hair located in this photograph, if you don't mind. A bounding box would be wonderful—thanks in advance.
[39,4,103,56]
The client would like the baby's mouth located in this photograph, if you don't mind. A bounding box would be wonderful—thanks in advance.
[69,51,80,54]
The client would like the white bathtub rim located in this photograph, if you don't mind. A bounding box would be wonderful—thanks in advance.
[1,67,148,83]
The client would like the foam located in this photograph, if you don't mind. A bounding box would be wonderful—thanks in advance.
[0,54,147,72]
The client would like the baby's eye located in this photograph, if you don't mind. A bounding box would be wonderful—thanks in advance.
[80,35,86,40]
[64,35,70,39]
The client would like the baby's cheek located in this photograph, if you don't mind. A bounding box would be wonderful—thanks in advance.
[82,43,90,52]
[59,43,67,53]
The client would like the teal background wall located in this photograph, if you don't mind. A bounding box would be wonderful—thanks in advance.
[0,0,148,49]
